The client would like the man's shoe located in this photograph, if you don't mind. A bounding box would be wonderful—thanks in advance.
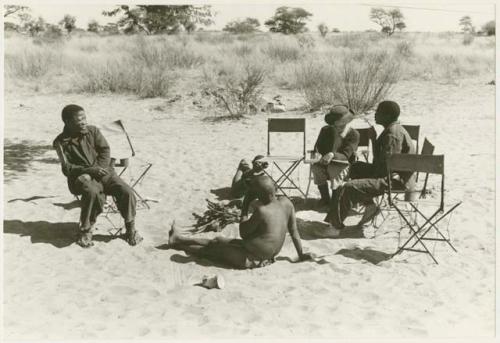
[125,220,143,246]
[358,203,380,227]
[76,231,94,248]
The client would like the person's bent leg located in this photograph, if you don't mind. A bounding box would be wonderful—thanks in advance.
[311,163,330,205]
[338,178,387,227]
[76,176,105,248]
[169,224,248,268]
[103,175,142,245]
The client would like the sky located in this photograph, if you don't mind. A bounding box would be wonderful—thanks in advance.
[3,0,495,32]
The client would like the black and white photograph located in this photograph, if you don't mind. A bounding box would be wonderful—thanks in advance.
[2,0,496,340]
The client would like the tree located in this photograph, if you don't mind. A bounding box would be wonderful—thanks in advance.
[103,5,213,34]
[369,7,405,36]
[24,16,45,36]
[59,14,76,34]
[264,6,312,34]
[482,20,495,36]
[4,5,29,18]
[223,17,260,34]
[459,16,474,34]
[318,23,328,37]
[87,19,100,33]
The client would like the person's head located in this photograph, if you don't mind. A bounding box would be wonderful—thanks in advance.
[251,175,276,203]
[324,105,354,133]
[61,104,87,134]
[374,101,400,127]
[251,155,269,172]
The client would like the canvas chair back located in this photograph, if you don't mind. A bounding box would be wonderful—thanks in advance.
[356,126,377,161]
[98,120,135,167]
[267,118,306,157]
[402,125,420,154]
[387,153,445,210]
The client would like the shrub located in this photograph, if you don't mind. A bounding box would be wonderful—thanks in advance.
[261,38,302,62]
[462,33,474,45]
[204,60,266,118]
[296,49,401,113]
[395,40,414,58]
[5,46,59,79]
[482,20,495,36]
[318,23,328,37]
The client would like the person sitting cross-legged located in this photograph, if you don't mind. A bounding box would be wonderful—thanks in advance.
[311,105,360,208]
[324,100,416,236]
[168,175,313,269]
[53,104,142,248]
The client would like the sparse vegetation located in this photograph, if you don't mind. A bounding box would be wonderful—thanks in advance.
[4,31,494,104]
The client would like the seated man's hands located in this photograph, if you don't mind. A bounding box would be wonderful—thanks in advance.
[320,152,334,165]
[87,166,108,178]
[76,173,92,184]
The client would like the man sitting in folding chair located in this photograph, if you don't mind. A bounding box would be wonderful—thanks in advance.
[311,105,359,208]
[53,104,143,248]
[325,100,416,236]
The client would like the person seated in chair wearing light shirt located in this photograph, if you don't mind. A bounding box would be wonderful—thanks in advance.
[311,105,360,208]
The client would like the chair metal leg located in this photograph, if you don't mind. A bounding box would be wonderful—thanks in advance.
[392,204,439,264]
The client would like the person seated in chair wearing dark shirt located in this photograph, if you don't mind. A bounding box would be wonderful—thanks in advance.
[325,100,416,236]
[53,104,142,248]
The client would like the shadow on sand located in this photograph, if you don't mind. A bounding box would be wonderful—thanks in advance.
[335,247,393,265]
[4,140,58,182]
[52,199,81,210]
[8,195,56,203]
[3,220,119,248]
[297,218,365,240]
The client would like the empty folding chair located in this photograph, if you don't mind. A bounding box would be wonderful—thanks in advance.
[386,153,462,264]
[265,118,307,199]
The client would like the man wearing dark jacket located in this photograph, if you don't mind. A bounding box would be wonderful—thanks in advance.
[325,100,416,234]
[311,105,360,206]
[53,104,142,248]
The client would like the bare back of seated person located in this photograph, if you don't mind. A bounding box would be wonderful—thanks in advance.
[169,175,312,269]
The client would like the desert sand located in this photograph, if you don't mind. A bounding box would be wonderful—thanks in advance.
[3,77,495,339]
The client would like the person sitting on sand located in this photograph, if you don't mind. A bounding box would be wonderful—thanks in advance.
[311,105,360,207]
[325,100,416,236]
[53,104,142,248]
[231,155,268,199]
[169,175,313,269]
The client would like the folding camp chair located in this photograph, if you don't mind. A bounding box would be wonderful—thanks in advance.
[386,153,462,264]
[97,120,154,235]
[373,137,435,231]
[355,126,377,162]
[265,118,306,199]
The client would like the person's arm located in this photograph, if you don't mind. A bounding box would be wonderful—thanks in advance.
[93,127,111,169]
[376,133,401,176]
[286,203,312,261]
[53,140,88,178]
[334,129,360,161]
[239,206,261,240]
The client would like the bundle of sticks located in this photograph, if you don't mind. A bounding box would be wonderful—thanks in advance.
[191,199,241,233]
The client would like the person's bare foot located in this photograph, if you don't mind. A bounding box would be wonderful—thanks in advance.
[168,221,180,246]
[358,203,380,226]
[76,231,94,248]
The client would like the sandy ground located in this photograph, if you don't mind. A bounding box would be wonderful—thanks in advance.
[3,78,495,339]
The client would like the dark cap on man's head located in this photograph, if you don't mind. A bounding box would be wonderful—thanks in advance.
[375,101,400,120]
[61,104,84,122]
[324,105,354,125]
